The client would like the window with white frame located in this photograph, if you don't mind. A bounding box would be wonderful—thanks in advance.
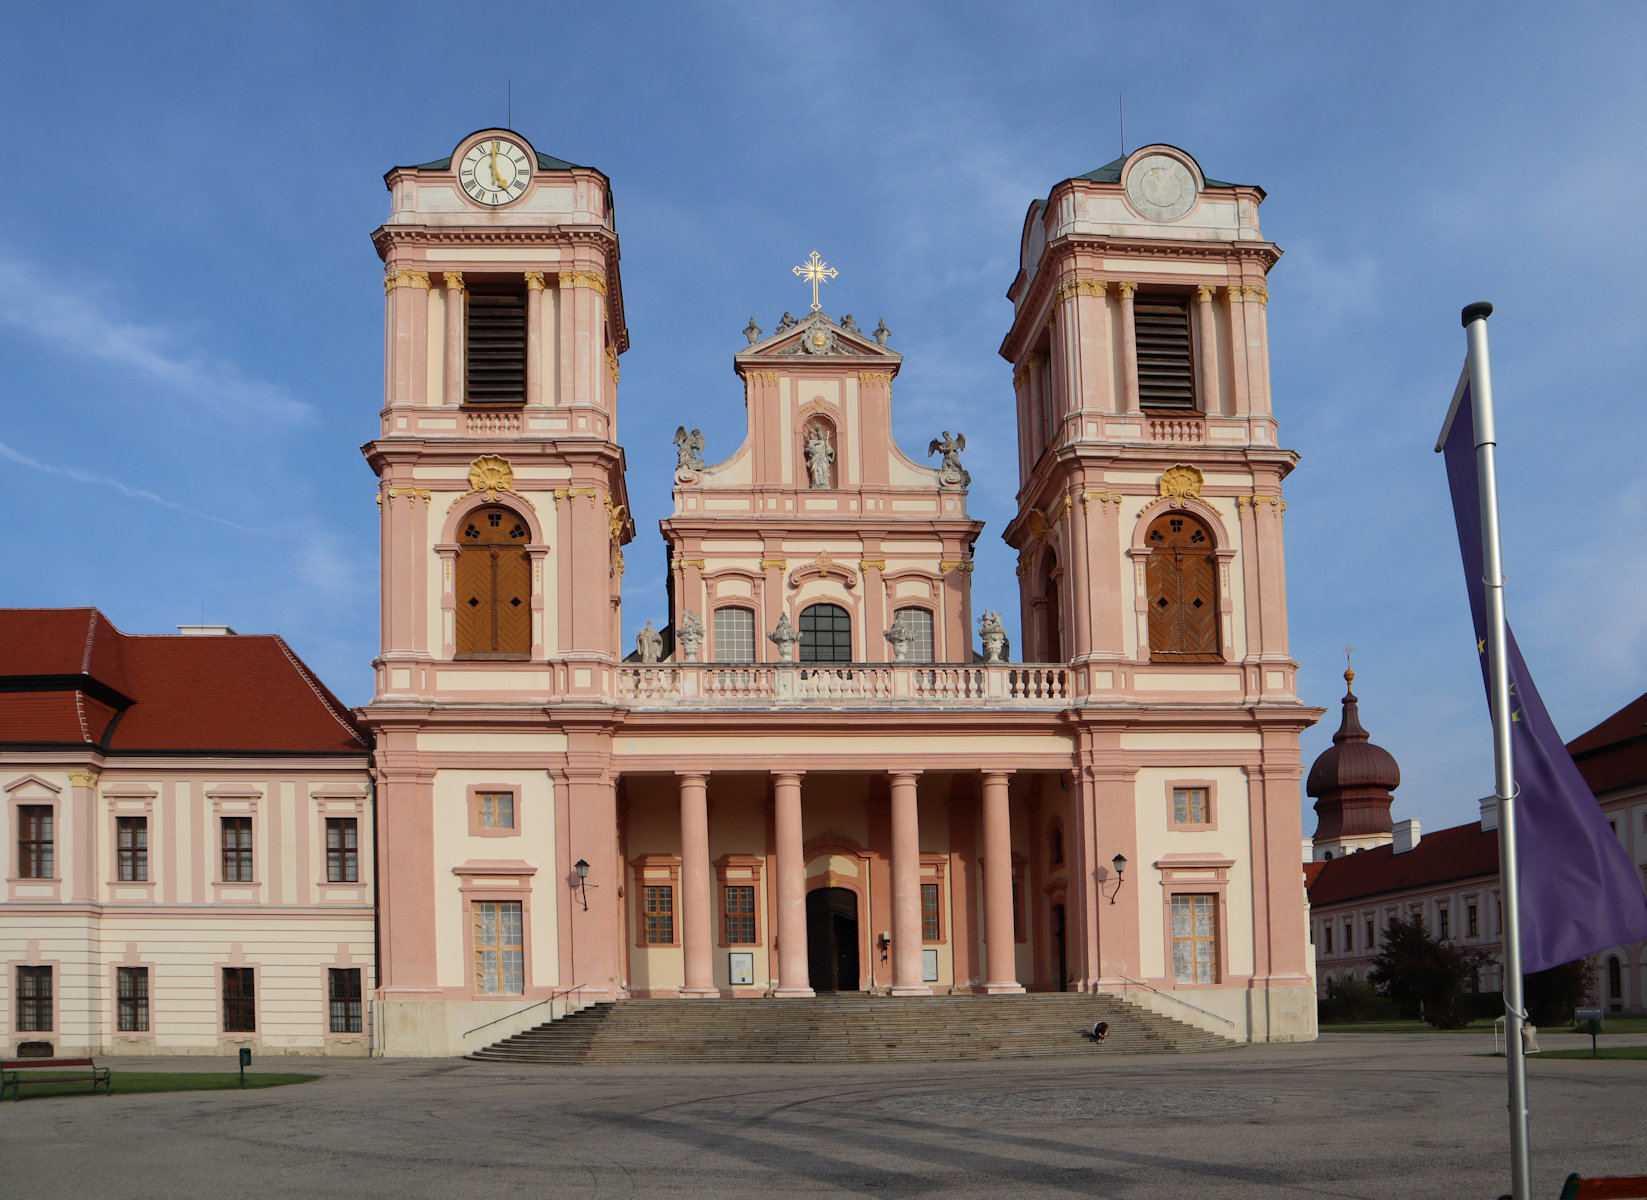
[892,607,934,663]
[473,901,524,995]
[1171,895,1217,984]
[714,607,756,662]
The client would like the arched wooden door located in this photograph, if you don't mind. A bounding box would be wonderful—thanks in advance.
[1145,512,1219,661]
[455,506,532,659]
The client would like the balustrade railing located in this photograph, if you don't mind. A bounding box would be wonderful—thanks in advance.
[1147,415,1204,444]
[465,410,523,436]
[615,661,1069,707]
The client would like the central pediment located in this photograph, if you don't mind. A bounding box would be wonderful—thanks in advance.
[741,311,902,363]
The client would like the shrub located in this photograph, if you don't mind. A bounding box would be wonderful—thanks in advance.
[1367,913,1492,1029]
[1524,957,1598,1027]
[1325,973,1393,1022]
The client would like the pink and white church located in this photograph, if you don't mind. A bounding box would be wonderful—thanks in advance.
[2,133,1325,1056]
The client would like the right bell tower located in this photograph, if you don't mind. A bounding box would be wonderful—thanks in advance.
[1002,145,1320,1038]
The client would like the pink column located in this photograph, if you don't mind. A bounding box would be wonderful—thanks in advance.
[442,272,464,406]
[1195,283,1221,416]
[525,272,545,406]
[772,772,813,997]
[888,771,930,996]
[981,771,1024,993]
[1117,281,1140,413]
[678,772,716,997]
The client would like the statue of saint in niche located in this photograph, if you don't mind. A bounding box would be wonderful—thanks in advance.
[804,424,835,489]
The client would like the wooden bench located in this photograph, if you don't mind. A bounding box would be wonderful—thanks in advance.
[0,1058,112,1101]
[1555,1176,1647,1200]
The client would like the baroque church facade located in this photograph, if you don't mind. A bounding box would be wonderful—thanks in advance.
[2,132,1324,1057]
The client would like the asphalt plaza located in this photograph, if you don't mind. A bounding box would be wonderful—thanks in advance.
[7,1033,1644,1199]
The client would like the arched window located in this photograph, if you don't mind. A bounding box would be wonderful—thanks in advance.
[1608,955,1623,1001]
[713,607,755,662]
[799,603,852,663]
[892,607,934,663]
[455,505,531,659]
[1048,821,1064,868]
[1145,511,1219,660]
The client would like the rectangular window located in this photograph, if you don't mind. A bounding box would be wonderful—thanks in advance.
[722,885,755,945]
[328,967,363,1033]
[477,792,515,831]
[921,882,941,942]
[1323,924,1333,953]
[1366,919,1375,949]
[1171,787,1210,825]
[1135,294,1196,410]
[465,288,527,405]
[222,967,255,1033]
[473,901,524,995]
[893,608,935,663]
[713,607,755,662]
[117,966,149,1032]
[1343,922,1354,952]
[1171,895,1218,984]
[325,817,359,883]
[644,885,675,945]
[1467,904,1479,937]
[17,805,53,878]
[1438,907,1450,940]
[16,966,52,1031]
[220,817,253,882]
[116,816,148,882]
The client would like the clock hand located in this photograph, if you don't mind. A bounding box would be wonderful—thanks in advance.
[489,141,502,188]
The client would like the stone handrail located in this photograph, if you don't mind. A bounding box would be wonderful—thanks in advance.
[1147,416,1204,444]
[616,662,1069,707]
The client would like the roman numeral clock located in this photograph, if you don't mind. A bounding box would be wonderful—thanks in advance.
[459,137,531,205]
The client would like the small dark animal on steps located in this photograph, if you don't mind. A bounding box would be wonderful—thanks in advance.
[1091,1021,1109,1043]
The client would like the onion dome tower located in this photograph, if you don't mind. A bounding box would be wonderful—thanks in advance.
[1306,664,1400,860]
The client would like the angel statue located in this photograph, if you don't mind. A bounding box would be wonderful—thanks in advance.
[928,430,970,487]
[673,426,706,473]
[804,424,835,489]
[635,620,663,664]
[776,311,798,332]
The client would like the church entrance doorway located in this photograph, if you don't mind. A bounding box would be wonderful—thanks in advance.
[1052,903,1068,992]
[806,887,860,992]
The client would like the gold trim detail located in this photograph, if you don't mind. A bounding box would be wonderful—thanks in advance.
[940,559,975,574]
[760,558,789,571]
[1012,365,1029,389]
[1194,283,1216,304]
[672,557,707,574]
[1225,285,1244,304]
[1056,278,1106,303]
[1115,280,1137,300]
[384,268,431,293]
[1247,283,1270,305]
[605,345,620,384]
[442,271,464,291]
[1082,490,1125,511]
[605,494,628,542]
[551,487,599,506]
[380,487,433,507]
[857,371,892,386]
[558,270,608,296]
[744,370,779,386]
[468,455,515,496]
[67,770,100,788]
[1158,464,1204,500]
[1016,552,1032,579]
[1239,493,1286,516]
[524,271,546,291]
[859,558,886,571]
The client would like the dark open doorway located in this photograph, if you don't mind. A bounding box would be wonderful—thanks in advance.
[806,886,860,992]
[1052,903,1068,992]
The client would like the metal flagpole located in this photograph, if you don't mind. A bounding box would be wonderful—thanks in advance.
[1462,300,1532,1200]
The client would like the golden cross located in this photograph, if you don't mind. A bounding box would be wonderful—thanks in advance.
[792,250,838,313]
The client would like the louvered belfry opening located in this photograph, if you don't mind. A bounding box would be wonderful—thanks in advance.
[465,287,527,405]
[1135,293,1196,411]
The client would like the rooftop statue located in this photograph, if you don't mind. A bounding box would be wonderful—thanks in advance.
[635,620,663,664]
[873,318,891,346]
[928,431,971,487]
[676,611,704,662]
[743,317,762,346]
[767,612,800,661]
[673,426,706,473]
[978,610,1007,663]
[776,311,798,331]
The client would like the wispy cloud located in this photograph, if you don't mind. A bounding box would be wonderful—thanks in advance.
[0,254,314,424]
[0,440,248,530]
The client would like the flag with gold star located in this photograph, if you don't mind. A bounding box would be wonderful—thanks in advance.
[1441,374,1647,973]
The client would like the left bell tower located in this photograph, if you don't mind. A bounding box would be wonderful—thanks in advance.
[361,131,632,1054]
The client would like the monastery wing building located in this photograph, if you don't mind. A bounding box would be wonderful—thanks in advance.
[3,133,1326,1057]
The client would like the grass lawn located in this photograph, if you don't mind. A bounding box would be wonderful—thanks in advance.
[1531,1046,1647,1060]
[6,1072,317,1101]
[1322,1016,1647,1036]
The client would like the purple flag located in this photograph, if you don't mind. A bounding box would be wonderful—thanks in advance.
[1442,376,1647,973]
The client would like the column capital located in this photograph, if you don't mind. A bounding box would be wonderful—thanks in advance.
[1115,280,1138,300]
[441,270,464,291]
[524,270,547,291]
[771,770,806,783]
[1195,283,1216,304]
[888,769,923,783]
[981,770,1013,786]
[676,771,709,786]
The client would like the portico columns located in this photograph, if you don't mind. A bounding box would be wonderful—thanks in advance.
[888,771,931,996]
[678,772,717,998]
[772,772,814,997]
[1117,281,1140,414]
[981,771,1024,993]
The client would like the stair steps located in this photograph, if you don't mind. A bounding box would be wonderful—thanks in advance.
[466,992,1238,1064]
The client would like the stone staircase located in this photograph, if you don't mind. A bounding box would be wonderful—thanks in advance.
[466,991,1238,1064]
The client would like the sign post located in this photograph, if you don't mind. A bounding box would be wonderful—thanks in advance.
[238,1046,251,1088]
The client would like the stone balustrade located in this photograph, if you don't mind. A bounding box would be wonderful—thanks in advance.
[465,410,523,436]
[616,662,1069,707]
[1147,415,1204,444]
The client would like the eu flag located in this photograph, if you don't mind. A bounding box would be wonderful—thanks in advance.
[1442,374,1647,973]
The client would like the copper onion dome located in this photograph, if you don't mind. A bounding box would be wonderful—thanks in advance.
[1307,666,1400,842]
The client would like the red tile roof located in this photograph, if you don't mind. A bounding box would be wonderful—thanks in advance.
[1307,821,1501,907]
[1567,690,1647,797]
[0,608,367,756]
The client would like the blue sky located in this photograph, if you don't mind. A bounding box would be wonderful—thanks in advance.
[3,3,1643,835]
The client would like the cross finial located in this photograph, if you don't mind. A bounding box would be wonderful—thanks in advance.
[792,250,838,313]
[1343,644,1355,691]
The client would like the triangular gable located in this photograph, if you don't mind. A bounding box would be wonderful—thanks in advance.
[743,311,901,361]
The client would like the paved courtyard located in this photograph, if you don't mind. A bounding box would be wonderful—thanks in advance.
[7,1033,1643,1199]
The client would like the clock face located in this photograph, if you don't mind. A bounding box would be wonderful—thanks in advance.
[458,138,531,206]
